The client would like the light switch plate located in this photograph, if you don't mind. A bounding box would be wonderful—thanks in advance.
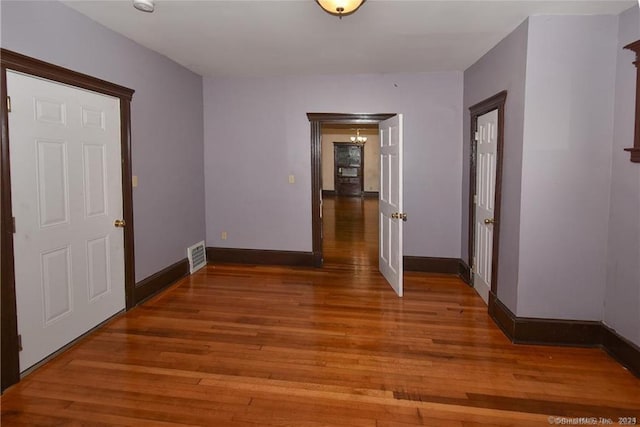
[288,175,295,184]
[132,175,138,187]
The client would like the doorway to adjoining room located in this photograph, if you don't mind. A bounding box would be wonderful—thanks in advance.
[320,124,379,268]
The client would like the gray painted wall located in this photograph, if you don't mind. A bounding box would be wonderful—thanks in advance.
[462,20,529,312]
[604,6,640,346]
[1,1,206,281]
[463,8,639,347]
[203,72,463,257]
[517,15,619,320]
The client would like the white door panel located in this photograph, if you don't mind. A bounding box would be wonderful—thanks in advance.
[473,109,498,304]
[379,114,403,296]
[8,71,125,371]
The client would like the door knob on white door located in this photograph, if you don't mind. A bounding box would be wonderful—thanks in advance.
[391,212,407,221]
[484,218,495,225]
[114,219,126,228]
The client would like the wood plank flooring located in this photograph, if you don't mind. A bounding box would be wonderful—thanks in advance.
[2,196,639,426]
[322,196,378,268]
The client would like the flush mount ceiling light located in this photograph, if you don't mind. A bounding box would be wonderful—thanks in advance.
[133,0,154,13]
[315,0,366,19]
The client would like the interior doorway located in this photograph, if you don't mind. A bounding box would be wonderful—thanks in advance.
[321,124,380,198]
[320,123,379,268]
[307,113,405,297]
[307,113,394,269]
[307,114,393,268]
[468,91,507,306]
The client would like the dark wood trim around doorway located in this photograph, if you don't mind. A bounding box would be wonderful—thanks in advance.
[468,91,507,296]
[0,49,135,392]
[307,113,394,268]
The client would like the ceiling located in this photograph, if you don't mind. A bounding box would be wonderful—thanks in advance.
[62,0,635,78]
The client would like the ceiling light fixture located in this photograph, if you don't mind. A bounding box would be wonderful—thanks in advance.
[350,129,367,144]
[133,0,154,13]
[315,0,366,19]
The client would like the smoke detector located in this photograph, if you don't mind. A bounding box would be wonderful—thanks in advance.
[133,0,154,13]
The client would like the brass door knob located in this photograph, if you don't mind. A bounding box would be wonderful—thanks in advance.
[114,219,126,228]
[484,218,495,225]
[391,213,407,221]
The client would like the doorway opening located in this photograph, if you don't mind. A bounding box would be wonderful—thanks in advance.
[307,113,405,296]
[306,113,394,268]
[320,123,379,268]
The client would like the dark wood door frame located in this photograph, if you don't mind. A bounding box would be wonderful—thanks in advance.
[468,91,507,300]
[307,113,394,267]
[1,49,135,392]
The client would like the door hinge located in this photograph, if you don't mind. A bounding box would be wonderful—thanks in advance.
[473,194,478,205]
[6,96,11,112]
[18,334,23,352]
[474,131,479,141]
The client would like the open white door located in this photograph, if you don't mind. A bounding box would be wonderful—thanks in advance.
[379,114,404,296]
[7,71,126,371]
[473,109,498,304]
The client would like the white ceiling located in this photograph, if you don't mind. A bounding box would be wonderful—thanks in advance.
[62,0,635,77]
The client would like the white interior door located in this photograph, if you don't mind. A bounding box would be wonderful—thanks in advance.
[7,71,126,371]
[473,109,498,304]
[379,114,404,296]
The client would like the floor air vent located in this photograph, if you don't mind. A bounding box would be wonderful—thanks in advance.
[187,241,206,274]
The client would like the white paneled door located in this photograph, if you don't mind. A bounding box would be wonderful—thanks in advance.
[7,71,125,371]
[379,114,404,296]
[473,109,498,305]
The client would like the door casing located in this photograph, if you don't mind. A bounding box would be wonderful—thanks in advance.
[307,113,395,267]
[1,49,135,392]
[468,91,507,303]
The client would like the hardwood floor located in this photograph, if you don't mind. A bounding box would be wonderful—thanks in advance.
[2,197,639,426]
[322,195,378,268]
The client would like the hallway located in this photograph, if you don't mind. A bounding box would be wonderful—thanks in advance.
[322,195,378,268]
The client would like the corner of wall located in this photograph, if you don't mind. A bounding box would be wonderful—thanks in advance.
[462,16,530,316]
[603,4,640,347]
